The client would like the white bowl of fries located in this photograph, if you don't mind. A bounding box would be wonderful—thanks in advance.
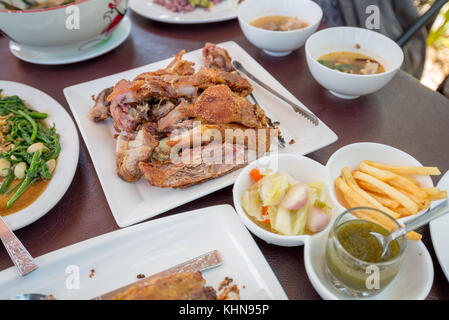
[326,142,447,227]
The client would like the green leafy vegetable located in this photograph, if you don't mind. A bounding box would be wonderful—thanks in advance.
[0,92,60,208]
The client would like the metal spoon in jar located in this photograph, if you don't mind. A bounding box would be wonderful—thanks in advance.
[371,200,449,258]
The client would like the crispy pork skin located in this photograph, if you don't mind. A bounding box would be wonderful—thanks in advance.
[139,143,253,188]
[168,123,279,153]
[178,85,266,128]
[113,271,217,300]
[116,128,159,182]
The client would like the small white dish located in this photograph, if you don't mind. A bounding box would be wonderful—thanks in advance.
[304,226,434,300]
[0,205,288,300]
[305,27,404,99]
[129,0,237,24]
[430,170,449,283]
[233,153,338,247]
[0,81,79,231]
[326,142,433,222]
[64,41,337,228]
[9,16,131,65]
[238,0,322,57]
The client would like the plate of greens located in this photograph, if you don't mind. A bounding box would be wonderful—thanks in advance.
[0,81,79,230]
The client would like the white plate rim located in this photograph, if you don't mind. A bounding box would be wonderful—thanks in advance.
[0,81,79,230]
[430,170,449,283]
[8,16,131,66]
[129,0,237,24]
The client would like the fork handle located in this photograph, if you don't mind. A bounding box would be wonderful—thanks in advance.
[233,62,319,126]
[0,217,38,276]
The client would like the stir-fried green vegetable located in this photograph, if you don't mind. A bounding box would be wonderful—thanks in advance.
[0,90,60,208]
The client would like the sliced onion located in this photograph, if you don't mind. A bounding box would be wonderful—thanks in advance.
[281,183,308,210]
[307,206,330,233]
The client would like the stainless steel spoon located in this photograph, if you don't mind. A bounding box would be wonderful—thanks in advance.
[371,199,449,258]
[9,293,48,300]
[232,60,319,126]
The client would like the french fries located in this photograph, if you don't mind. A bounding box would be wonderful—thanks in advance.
[334,160,447,242]
[353,171,419,214]
[364,161,441,176]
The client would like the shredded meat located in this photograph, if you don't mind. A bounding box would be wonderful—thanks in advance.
[113,271,217,300]
[116,128,159,182]
[203,42,234,72]
[89,43,281,187]
[139,143,254,188]
[88,87,113,122]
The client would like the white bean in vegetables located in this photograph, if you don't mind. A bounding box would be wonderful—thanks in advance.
[27,142,47,155]
[0,158,11,177]
[46,159,56,174]
[14,162,27,179]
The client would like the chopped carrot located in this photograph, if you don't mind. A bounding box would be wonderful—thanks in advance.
[261,206,270,224]
[250,168,263,182]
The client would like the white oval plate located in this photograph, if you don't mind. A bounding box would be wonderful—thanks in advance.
[430,170,449,283]
[0,81,79,230]
[129,0,237,24]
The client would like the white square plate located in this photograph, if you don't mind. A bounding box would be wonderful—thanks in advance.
[0,205,288,300]
[64,41,337,227]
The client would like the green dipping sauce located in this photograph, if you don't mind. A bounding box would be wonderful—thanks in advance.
[336,220,400,263]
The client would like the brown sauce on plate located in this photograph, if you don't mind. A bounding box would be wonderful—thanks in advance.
[0,178,50,216]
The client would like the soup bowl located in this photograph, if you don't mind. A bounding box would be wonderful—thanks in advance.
[305,27,404,99]
[238,0,322,57]
[0,0,128,49]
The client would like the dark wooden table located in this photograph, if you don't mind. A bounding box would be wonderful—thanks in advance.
[1,12,448,300]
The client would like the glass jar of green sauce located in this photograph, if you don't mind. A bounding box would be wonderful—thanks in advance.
[325,207,406,297]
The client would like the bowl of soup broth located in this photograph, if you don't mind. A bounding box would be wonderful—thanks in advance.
[238,0,322,57]
[0,0,128,48]
[305,27,404,99]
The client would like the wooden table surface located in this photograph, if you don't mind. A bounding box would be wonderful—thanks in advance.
[1,12,449,300]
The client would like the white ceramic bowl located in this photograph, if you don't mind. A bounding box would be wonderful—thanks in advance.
[325,142,433,222]
[233,153,337,247]
[0,0,128,49]
[238,0,322,57]
[305,27,404,99]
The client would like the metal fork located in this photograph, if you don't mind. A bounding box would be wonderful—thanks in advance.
[247,92,286,148]
[233,60,319,126]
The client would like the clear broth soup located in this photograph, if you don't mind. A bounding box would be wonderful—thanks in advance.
[318,52,386,75]
[250,15,308,31]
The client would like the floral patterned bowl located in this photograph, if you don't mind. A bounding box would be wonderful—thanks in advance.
[0,0,128,48]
